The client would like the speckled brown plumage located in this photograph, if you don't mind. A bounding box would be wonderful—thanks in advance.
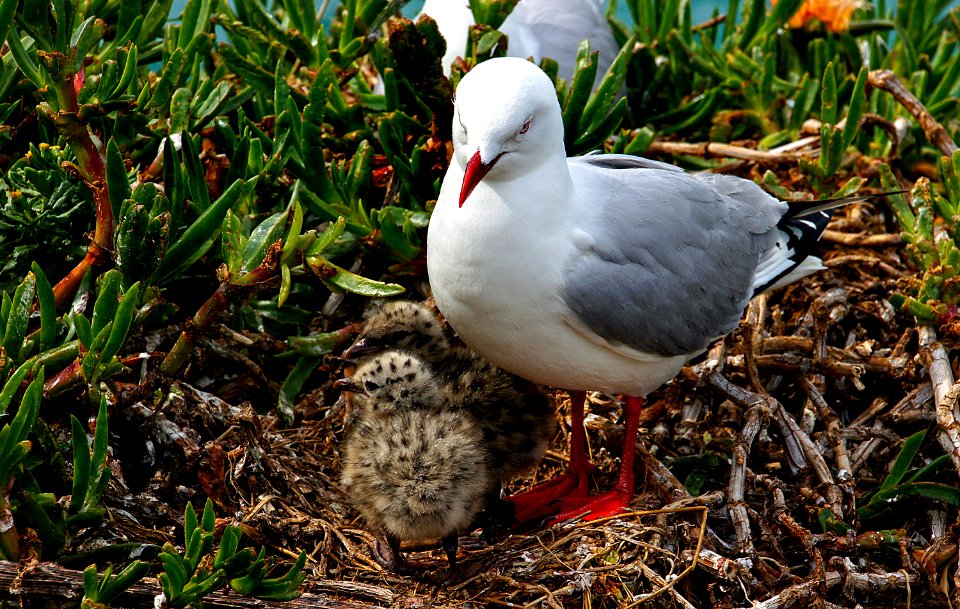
[338,351,491,572]
[347,300,558,485]
[445,354,556,484]
[347,300,451,364]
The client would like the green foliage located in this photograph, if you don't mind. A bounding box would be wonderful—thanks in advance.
[885,157,960,325]
[68,396,110,518]
[0,369,44,560]
[559,39,632,154]
[0,145,93,293]
[158,499,306,607]
[857,430,960,520]
[78,499,305,608]
[81,561,152,609]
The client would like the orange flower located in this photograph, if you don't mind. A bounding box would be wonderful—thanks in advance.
[774,0,865,33]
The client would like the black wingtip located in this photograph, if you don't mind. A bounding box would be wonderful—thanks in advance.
[783,190,907,219]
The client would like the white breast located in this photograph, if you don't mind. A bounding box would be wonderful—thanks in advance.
[427,164,689,396]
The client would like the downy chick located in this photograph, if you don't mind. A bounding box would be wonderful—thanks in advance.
[345,300,557,486]
[337,351,491,574]
[345,300,452,368]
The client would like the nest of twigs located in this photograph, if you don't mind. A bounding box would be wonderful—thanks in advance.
[47,185,953,609]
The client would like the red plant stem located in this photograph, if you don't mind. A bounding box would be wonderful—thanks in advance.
[43,359,83,398]
[160,244,284,376]
[49,73,114,310]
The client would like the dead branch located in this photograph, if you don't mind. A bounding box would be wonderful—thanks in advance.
[645,138,818,163]
[935,380,960,477]
[731,405,764,556]
[919,326,960,475]
[820,230,903,247]
[868,69,958,157]
[636,562,698,609]
[801,380,852,478]
[636,441,691,503]
[737,569,917,609]
[695,549,739,580]
[849,420,892,474]
[824,254,903,276]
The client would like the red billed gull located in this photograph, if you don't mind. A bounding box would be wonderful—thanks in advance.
[427,57,874,522]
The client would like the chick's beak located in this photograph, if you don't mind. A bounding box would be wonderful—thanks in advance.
[342,338,379,360]
[333,378,363,394]
[459,151,498,207]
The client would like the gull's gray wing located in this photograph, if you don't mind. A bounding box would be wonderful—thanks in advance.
[562,164,787,357]
[577,152,684,173]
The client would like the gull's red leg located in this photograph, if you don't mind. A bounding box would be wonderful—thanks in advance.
[507,390,594,523]
[549,395,644,523]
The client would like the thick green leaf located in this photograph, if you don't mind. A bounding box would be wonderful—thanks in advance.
[91,271,121,337]
[897,482,960,506]
[243,210,288,272]
[881,430,925,493]
[156,177,258,283]
[69,414,92,514]
[821,61,838,126]
[843,67,868,149]
[0,0,18,52]
[106,138,131,221]
[3,271,36,362]
[221,209,245,276]
[277,355,320,424]
[308,256,405,296]
[99,283,140,362]
[0,361,32,417]
[30,263,56,353]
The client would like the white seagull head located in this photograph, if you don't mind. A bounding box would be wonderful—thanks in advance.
[453,58,565,207]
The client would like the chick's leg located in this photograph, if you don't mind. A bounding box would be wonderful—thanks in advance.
[373,533,410,573]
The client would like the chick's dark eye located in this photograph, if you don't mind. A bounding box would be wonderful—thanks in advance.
[364,380,380,391]
[518,118,531,135]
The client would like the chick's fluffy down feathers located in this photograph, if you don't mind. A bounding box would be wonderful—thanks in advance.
[340,408,491,542]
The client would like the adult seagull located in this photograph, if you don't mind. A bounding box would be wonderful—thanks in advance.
[417,0,618,87]
[427,57,873,522]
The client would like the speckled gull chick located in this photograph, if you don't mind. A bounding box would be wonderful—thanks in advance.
[416,0,618,86]
[337,351,490,574]
[426,57,879,522]
[344,300,558,522]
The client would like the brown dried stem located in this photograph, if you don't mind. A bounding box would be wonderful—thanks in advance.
[645,138,817,163]
[918,326,960,475]
[737,569,917,609]
[801,380,852,478]
[868,69,958,157]
[708,372,768,556]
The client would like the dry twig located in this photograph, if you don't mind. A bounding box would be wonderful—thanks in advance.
[919,326,960,475]
[868,70,958,157]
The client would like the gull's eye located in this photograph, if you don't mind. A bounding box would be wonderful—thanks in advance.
[364,380,380,392]
[518,118,531,135]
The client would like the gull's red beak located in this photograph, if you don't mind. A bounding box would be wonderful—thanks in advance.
[459,151,497,207]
